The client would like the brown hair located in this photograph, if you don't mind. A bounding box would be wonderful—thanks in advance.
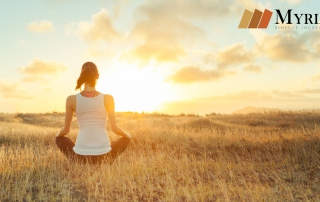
[75,62,99,90]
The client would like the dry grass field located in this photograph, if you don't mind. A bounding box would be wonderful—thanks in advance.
[0,111,320,201]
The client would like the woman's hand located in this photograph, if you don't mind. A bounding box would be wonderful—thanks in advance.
[124,131,132,139]
[55,128,70,137]
[56,131,64,137]
[55,131,61,137]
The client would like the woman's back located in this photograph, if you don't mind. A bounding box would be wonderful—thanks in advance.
[55,61,131,164]
[73,93,111,155]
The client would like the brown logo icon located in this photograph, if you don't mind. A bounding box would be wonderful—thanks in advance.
[239,9,273,28]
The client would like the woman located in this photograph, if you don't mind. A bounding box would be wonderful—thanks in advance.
[55,62,131,164]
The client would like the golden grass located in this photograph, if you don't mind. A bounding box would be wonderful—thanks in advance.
[0,111,319,201]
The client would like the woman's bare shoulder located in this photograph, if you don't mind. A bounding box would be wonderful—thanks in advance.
[66,95,76,102]
[103,94,114,101]
[67,94,76,99]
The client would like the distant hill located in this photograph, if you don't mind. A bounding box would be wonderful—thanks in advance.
[234,106,281,114]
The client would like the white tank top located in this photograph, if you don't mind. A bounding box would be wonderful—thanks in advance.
[73,93,112,155]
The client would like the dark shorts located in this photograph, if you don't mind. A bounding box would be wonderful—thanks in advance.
[56,136,130,164]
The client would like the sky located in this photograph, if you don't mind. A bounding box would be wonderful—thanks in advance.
[1,0,320,115]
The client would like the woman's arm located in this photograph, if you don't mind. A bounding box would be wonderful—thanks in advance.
[104,94,131,138]
[56,95,75,137]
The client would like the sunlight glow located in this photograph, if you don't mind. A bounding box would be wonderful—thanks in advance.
[96,61,175,113]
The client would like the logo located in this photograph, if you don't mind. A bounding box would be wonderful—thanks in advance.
[238,9,273,28]
[275,9,320,25]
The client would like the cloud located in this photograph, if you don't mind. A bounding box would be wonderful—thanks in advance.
[137,0,236,21]
[122,42,187,64]
[167,66,236,84]
[19,58,68,83]
[203,43,262,76]
[312,73,320,82]
[236,0,266,11]
[121,0,236,65]
[0,80,33,99]
[160,87,320,114]
[298,88,320,94]
[160,91,320,115]
[111,0,131,18]
[252,30,320,63]
[243,64,262,73]
[283,0,303,5]
[167,42,257,84]
[301,31,320,55]
[87,48,116,58]
[201,91,273,101]
[198,87,320,103]
[159,89,320,115]
[65,8,124,58]
[18,40,27,45]
[19,58,68,75]
[21,76,49,84]
[67,8,120,42]
[271,90,304,98]
[257,33,311,62]
[217,43,253,69]
[27,20,54,33]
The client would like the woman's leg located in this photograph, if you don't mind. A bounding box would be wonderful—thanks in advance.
[109,137,131,159]
[56,136,76,158]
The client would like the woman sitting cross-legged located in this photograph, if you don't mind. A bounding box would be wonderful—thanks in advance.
[55,61,131,164]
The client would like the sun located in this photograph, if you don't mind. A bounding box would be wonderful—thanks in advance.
[96,62,173,113]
